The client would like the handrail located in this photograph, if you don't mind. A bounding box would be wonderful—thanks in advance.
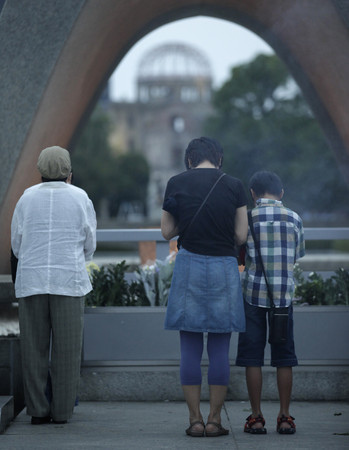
[97,227,349,241]
[97,229,164,242]
[96,228,349,261]
[303,228,349,240]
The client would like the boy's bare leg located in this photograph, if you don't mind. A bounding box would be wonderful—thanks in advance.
[182,385,204,432]
[246,367,264,429]
[277,366,293,428]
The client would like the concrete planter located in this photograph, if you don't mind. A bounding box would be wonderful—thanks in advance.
[293,305,349,364]
[83,307,178,363]
[83,305,349,365]
[0,337,24,417]
[81,305,349,402]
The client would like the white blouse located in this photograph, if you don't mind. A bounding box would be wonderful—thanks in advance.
[11,182,97,298]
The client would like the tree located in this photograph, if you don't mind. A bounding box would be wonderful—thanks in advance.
[205,54,349,220]
[71,108,115,213]
[72,108,150,218]
[108,152,150,218]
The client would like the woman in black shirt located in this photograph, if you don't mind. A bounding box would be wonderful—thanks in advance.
[161,137,248,437]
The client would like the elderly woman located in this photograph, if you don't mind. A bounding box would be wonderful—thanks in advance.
[161,137,248,437]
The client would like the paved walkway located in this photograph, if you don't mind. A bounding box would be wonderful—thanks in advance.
[2,400,349,449]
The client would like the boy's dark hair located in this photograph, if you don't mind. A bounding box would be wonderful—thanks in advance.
[184,137,223,169]
[249,171,283,197]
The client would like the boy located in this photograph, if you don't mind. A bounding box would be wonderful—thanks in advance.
[236,171,305,434]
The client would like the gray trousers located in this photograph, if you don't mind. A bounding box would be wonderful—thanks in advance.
[18,294,84,421]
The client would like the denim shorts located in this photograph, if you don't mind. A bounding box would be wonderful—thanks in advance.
[165,248,245,333]
[235,301,298,367]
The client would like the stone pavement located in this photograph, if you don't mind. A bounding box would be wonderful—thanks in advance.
[2,400,349,450]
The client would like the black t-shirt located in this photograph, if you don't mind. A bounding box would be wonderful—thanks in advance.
[162,168,247,257]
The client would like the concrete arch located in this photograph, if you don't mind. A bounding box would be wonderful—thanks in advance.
[1,0,349,273]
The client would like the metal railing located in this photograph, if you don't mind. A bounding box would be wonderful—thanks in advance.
[96,227,349,261]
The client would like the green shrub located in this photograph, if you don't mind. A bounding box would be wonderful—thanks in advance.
[294,266,349,306]
[85,260,349,307]
[330,268,349,305]
[85,261,149,307]
[85,254,175,307]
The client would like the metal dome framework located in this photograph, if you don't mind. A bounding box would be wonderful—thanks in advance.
[137,43,212,79]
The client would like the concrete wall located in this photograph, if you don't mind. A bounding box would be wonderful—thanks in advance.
[80,306,349,402]
[0,338,24,416]
[82,306,349,365]
[79,365,349,402]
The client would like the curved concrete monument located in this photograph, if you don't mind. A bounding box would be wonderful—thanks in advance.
[1,0,349,273]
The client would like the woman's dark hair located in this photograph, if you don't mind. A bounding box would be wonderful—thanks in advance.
[249,171,283,197]
[184,137,223,169]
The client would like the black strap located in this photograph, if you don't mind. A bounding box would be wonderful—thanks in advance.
[180,173,226,246]
[10,248,18,284]
[248,210,275,308]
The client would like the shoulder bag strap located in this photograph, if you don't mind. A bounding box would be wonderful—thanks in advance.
[180,173,226,245]
[248,210,275,308]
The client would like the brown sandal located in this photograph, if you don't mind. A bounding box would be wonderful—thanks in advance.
[205,421,229,437]
[185,420,205,437]
[277,415,296,434]
[244,414,267,434]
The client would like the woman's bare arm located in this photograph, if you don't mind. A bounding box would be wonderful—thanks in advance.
[161,210,179,240]
[234,205,248,246]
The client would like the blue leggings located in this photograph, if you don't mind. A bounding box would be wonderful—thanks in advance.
[180,331,232,386]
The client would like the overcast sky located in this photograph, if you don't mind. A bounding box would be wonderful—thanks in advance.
[109,16,274,101]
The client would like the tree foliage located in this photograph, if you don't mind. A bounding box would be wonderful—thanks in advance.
[205,54,349,219]
[71,108,149,217]
[108,152,150,217]
[71,108,115,213]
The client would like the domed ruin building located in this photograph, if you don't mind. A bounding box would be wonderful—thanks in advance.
[106,43,213,222]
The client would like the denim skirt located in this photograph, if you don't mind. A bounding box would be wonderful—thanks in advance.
[165,248,246,333]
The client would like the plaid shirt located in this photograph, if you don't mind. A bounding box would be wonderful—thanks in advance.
[241,198,305,308]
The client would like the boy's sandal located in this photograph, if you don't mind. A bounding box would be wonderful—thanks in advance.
[205,421,229,437]
[277,415,296,434]
[185,420,205,437]
[244,414,267,434]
